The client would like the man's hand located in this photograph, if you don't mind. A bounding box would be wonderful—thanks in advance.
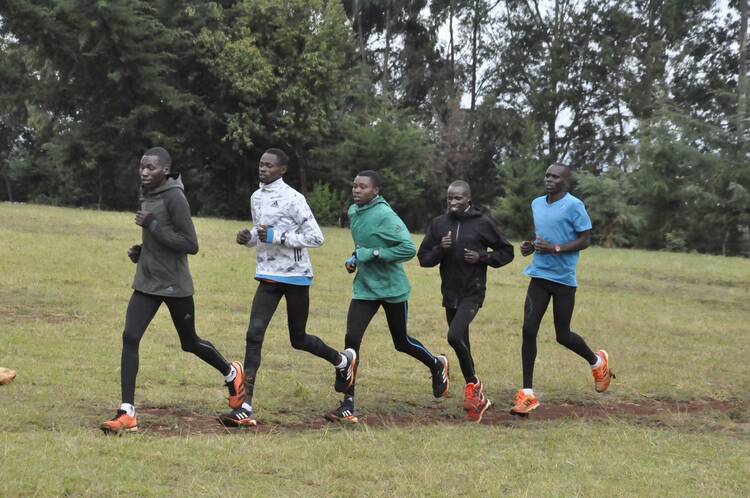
[463,248,480,264]
[440,230,453,249]
[520,240,534,257]
[127,244,142,263]
[344,255,357,274]
[533,237,554,254]
[135,211,153,227]
[236,228,252,245]
[256,225,271,243]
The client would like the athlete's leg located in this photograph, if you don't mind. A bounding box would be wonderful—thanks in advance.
[383,301,436,368]
[121,291,162,405]
[521,278,552,389]
[283,284,340,365]
[164,295,231,375]
[243,282,284,403]
[342,299,380,396]
[550,283,597,364]
[446,301,480,384]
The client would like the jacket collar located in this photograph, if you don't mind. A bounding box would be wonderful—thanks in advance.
[260,177,287,192]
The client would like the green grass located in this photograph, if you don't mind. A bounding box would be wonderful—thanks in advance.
[1,202,749,497]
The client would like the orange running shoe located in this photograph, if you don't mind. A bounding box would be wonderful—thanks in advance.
[226,361,246,409]
[466,394,491,423]
[324,399,359,424]
[100,410,138,435]
[463,380,484,411]
[510,389,539,416]
[592,350,615,393]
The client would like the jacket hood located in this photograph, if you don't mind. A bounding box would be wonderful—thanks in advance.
[449,205,483,219]
[352,195,389,213]
[144,174,184,196]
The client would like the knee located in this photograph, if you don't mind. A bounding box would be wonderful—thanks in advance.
[392,339,409,353]
[289,334,307,350]
[180,339,199,354]
[555,330,572,346]
[122,330,140,350]
[447,331,463,350]
[522,325,537,340]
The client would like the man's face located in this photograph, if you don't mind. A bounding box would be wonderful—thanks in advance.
[259,153,287,184]
[352,175,379,206]
[544,165,568,194]
[139,155,169,189]
[447,185,470,214]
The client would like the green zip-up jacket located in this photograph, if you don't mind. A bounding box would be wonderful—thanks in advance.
[132,175,198,297]
[348,196,416,302]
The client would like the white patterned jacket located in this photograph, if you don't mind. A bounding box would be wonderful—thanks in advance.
[243,178,324,279]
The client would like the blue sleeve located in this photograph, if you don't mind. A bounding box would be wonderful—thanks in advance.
[571,201,592,232]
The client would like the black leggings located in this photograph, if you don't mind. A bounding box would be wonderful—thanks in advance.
[521,278,597,389]
[343,299,436,396]
[446,301,480,384]
[243,281,340,402]
[121,291,230,405]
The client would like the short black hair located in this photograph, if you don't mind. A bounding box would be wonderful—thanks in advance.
[142,147,171,168]
[356,170,381,189]
[550,162,571,174]
[264,148,289,166]
[448,180,471,197]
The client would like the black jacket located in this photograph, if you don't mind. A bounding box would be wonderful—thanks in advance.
[418,207,514,308]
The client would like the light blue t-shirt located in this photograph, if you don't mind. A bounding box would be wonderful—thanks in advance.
[523,193,592,287]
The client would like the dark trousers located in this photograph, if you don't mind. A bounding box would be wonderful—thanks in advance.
[243,281,340,403]
[343,299,436,396]
[521,278,597,389]
[446,300,480,384]
[121,290,230,405]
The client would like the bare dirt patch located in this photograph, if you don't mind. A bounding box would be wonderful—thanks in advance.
[135,400,740,437]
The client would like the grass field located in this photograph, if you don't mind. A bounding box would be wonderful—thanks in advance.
[1,202,749,497]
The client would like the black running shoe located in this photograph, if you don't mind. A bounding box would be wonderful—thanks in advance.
[324,399,358,424]
[218,407,257,427]
[431,355,450,398]
[334,348,358,393]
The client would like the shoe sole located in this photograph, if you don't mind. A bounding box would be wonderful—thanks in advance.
[101,426,138,436]
[323,412,359,424]
[434,355,450,398]
[217,415,257,428]
[335,349,358,393]
[227,361,246,409]
[467,399,491,423]
[510,403,539,417]
[595,350,614,393]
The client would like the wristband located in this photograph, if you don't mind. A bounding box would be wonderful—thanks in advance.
[553,244,561,255]
[265,228,275,243]
[345,255,357,267]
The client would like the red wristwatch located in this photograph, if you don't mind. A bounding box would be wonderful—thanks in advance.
[553,244,561,255]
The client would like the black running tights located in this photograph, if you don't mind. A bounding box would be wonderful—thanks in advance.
[521,278,597,389]
[243,281,340,402]
[343,299,437,396]
[446,300,480,384]
[121,291,230,405]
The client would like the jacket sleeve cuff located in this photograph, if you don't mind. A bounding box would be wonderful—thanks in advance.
[356,247,375,262]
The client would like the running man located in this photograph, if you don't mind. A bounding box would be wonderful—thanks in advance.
[325,170,449,424]
[511,163,614,416]
[219,148,356,427]
[418,180,514,422]
[101,147,245,435]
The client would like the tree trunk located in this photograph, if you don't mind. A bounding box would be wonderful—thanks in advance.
[383,0,391,100]
[739,0,748,149]
[355,0,366,67]
[470,0,480,111]
[297,148,308,195]
[449,0,455,90]
[3,173,12,202]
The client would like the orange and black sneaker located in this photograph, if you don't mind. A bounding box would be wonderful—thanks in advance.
[463,380,484,411]
[510,389,539,416]
[226,361,246,409]
[324,399,358,424]
[431,355,450,398]
[218,407,257,427]
[334,348,358,393]
[100,410,138,435]
[592,350,615,393]
[466,393,491,423]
